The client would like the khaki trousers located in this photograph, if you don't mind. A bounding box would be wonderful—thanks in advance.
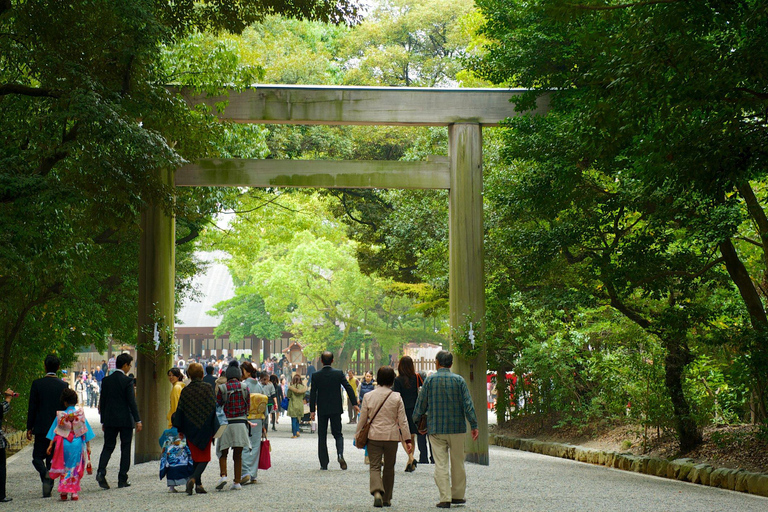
[367,439,399,504]
[430,433,466,503]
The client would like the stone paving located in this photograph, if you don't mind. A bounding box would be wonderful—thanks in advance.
[3,408,767,511]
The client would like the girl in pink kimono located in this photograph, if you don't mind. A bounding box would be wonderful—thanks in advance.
[46,389,95,501]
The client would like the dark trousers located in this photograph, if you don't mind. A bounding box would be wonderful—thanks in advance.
[317,414,343,469]
[417,433,433,463]
[190,461,207,487]
[0,446,6,499]
[98,426,133,482]
[32,435,53,482]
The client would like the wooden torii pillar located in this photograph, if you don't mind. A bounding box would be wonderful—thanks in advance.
[134,85,548,464]
[448,123,487,464]
[135,167,175,463]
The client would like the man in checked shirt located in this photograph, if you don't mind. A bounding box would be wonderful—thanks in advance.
[413,351,479,509]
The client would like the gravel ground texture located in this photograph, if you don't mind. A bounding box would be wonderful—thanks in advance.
[3,408,767,512]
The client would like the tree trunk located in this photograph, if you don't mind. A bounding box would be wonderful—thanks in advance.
[719,238,768,422]
[371,340,386,369]
[335,344,353,374]
[662,336,702,452]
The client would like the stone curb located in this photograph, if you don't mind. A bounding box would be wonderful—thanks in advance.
[489,433,768,498]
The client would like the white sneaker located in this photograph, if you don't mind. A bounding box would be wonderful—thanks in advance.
[215,477,227,491]
[230,483,242,491]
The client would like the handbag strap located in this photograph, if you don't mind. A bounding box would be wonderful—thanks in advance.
[364,391,393,428]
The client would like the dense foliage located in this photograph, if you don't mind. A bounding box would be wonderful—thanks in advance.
[0,0,357,423]
[474,0,768,450]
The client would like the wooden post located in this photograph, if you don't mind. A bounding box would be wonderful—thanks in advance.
[135,168,175,463]
[448,123,488,466]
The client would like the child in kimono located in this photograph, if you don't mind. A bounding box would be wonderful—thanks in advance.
[46,388,95,501]
[159,427,193,492]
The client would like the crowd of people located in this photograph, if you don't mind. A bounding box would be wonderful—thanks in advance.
[0,350,478,509]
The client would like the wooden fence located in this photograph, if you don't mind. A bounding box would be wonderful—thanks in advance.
[349,357,436,377]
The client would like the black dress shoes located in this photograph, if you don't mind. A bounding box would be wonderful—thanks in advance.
[117,481,131,488]
[436,502,451,508]
[95,472,110,489]
[338,455,347,470]
[451,499,466,504]
[42,477,53,497]
[0,497,12,503]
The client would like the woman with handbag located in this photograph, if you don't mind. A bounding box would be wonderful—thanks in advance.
[393,356,421,472]
[239,363,268,486]
[269,374,282,430]
[172,363,218,495]
[354,367,412,508]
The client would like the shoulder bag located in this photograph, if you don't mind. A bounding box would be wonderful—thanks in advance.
[354,391,392,449]
[416,374,428,434]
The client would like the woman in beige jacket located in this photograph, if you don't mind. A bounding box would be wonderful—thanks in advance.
[355,366,413,508]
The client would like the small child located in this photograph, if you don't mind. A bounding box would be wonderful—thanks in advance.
[46,388,94,501]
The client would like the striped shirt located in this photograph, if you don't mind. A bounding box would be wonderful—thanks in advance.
[412,368,478,435]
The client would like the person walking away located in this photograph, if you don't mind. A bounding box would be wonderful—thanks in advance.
[166,368,185,428]
[309,351,359,470]
[269,374,283,430]
[287,374,307,438]
[413,351,478,509]
[306,362,316,387]
[45,389,95,501]
[1,387,19,503]
[393,356,421,472]
[95,353,142,489]
[261,375,276,431]
[239,364,268,486]
[26,354,69,498]
[346,370,359,424]
[279,376,288,418]
[172,363,218,495]
[215,364,250,491]
[356,367,412,508]
[416,370,433,464]
[203,365,217,390]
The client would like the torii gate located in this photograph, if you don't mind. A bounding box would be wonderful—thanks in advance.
[134,85,549,466]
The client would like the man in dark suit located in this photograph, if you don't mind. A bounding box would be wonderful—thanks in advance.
[309,351,358,470]
[26,354,68,498]
[95,353,142,489]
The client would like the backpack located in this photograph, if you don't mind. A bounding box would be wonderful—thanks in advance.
[218,383,248,414]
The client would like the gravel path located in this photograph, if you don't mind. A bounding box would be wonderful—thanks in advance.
[3,408,767,511]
